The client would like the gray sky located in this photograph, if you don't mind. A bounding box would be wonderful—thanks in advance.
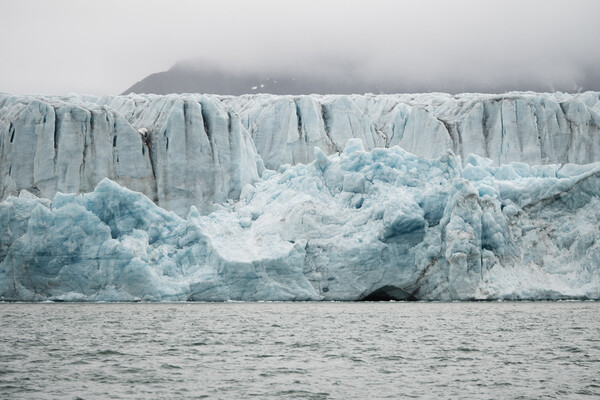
[1,0,599,95]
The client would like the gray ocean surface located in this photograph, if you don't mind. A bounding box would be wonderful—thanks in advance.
[1,302,599,399]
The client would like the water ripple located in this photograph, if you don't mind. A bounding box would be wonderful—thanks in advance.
[1,302,599,399]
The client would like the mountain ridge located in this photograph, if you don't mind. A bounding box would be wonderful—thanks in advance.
[123,61,600,95]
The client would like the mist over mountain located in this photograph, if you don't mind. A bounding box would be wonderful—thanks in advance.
[122,61,393,95]
[123,60,600,96]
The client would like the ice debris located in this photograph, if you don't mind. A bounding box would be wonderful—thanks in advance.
[1,144,599,301]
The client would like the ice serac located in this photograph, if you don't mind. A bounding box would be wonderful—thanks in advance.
[0,94,262,216]
[1,142,599,301]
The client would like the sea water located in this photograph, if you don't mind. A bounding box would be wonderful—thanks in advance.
[1,302,599,399]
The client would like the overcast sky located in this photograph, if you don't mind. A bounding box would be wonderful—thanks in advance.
[1,0,599,95]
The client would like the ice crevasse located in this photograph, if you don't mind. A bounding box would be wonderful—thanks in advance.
[1,139,599,301]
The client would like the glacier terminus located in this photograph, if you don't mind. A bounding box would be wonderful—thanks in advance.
[1,92,599,301]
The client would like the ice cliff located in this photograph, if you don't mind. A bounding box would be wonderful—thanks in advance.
[0,94,263,217]
[2,92,600,217]
[1,140,599,301]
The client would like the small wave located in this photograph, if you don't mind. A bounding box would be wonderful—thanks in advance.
[160,363,182,369]
[456,347,480,352]
[97,349,126,356]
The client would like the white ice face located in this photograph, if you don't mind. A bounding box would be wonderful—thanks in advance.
[0,93,264,217]
[1,138,599,302]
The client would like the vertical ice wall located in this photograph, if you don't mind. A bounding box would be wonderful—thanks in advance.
[0,94,262,216]
[2,92,600,215]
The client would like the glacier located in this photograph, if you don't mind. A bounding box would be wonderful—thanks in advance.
[0,139,599,301]
[1,92,600,301]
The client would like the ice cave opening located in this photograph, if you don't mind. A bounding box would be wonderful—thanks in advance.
[358,285,418,301]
